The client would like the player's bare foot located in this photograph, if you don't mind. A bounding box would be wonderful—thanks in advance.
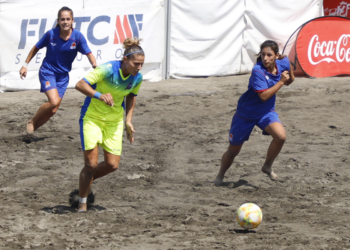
[214,176,224,186]
[262,167,279,180]
[26,120,34,134]
[77,203,87,213]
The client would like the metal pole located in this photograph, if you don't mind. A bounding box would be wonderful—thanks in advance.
[319,0,324,16]
[163,0,171,79]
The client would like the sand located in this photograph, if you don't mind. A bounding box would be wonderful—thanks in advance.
[1,74,350,249]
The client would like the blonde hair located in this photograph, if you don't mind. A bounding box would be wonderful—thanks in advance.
[123,37,144,58]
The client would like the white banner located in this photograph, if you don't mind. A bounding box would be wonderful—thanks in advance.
[169,0,245,77]
[0,0,165,91]
[169,0,321,77]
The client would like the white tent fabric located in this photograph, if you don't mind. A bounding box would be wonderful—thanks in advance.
[242,0,322,73]
[169,0,245,77]
[170,0,322,77]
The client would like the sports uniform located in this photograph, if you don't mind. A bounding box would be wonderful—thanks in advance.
[36,27,92,98]
[79,61,142,155]
[229,57,290,145]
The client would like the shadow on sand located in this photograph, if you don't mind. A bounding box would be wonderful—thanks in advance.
[41,205,106,214]
[219,179,258,189]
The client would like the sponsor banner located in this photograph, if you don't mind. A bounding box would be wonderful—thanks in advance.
[324,0,350,17]
[296,16,350,78]
[0,1,164,90]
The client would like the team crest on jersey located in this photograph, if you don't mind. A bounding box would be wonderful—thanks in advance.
[125,83,133,90]
[265,75,269,80]
[70,42,76,49]
[45,81,51,88]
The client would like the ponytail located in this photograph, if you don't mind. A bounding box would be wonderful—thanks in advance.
[123,37,145,58]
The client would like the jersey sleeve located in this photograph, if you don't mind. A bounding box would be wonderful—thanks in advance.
[278,57,291,72]
[251,70,268,92]
[83,65,109,85]
[77,34,91,55]
[35,31,50,49]
[130,75,143,96]
[130,81,142,96]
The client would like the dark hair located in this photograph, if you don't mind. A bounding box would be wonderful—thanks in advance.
[123,37,145,59]
[55,6,74,28]
[256,40,285,63]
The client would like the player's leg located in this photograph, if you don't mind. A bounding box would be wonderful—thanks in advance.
[76,118,103,212]
[92,151,121,180]
[27,69,64,133]
[214,114,254,186]
[214,144,243,186]
[260,113,286,180]
[92,117,123,180]
[27,89,62,133]
[78,146,99,212]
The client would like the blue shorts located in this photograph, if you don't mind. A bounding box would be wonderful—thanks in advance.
[39,66,69,98]
[229,111,281,146]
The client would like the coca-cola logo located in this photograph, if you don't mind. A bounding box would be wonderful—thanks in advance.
[324,0,350,17]
[296,16,350,77]
[307,34,350,65]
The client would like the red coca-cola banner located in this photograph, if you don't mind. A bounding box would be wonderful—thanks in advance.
[324,0,350,17]
[295,16,350,78]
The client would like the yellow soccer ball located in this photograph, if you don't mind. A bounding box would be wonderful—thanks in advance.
[236,203,263,229]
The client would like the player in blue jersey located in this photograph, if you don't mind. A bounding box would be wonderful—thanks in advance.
[19,6,96,134]
[214,40,295,186]
[68,37,144,212]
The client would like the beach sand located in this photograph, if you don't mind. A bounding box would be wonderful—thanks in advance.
[1,74,350,249]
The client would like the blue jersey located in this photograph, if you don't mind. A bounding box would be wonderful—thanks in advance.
[36,27,91,74]
[236,57,290,120]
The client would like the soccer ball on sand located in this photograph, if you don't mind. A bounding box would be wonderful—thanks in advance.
[236,203,262,229]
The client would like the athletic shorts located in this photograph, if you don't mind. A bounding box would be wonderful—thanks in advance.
[229,111,281,146]
[39,66,69,98]
[79,116,124,156]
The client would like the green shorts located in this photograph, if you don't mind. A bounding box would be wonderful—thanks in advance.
[79,116,124,156]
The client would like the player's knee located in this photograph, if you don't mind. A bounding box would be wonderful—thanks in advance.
[49,101,60,115]
[105,161,119,172]
[84,162,98,173]
[227,147,241,158]
[276,133,287,143]
[50,99,61,109]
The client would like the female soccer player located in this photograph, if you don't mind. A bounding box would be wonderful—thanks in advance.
[72,37,144,212]
[19,6,96,134]
[214,40,295,186]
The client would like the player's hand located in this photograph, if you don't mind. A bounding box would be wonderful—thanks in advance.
[19,67,27,79]
[99,93,114,107]
[92,63,97,69]
[280,70,290,84]
[125,121,135,144]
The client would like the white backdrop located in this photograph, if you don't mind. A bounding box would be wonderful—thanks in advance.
[0,0,165,91]
[0,0,324,91]
[169,0,245,77]
[170,0,322,77]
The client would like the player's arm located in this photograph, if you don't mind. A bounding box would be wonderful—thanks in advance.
[75,79,114,106]
[258,71,290,102]
[86,53,97,69]
[125,94,136,144]
[19,46,39,79]
[284,61,295,86]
